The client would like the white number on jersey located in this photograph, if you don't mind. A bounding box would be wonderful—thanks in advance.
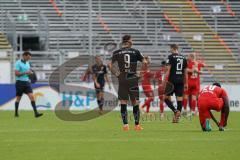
[176,58,183,71]
[202,85,216,92]
[124,54,130,69]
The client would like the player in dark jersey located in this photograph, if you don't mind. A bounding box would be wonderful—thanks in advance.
[92,56,111,114]
[164,44,188,123]
[109,35,147,131]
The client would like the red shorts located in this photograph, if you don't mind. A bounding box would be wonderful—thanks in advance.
[198,95,224,127]
[198,96,224,112]
[142,84,153,97]
[158,85,164,97]
[185,80,198,95]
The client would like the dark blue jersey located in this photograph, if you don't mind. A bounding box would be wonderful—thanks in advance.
[92,64,107,85]
[166,53,187,83]
[111,47,143,75]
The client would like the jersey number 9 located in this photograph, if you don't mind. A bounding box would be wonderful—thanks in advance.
[124,54,130,69]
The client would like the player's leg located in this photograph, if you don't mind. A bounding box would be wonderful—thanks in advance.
[141,85,153,112]
[25,83,43,117]
[27,93,43,118]
[218,98,229,130]
[164,82,177,113]
[159,95,165,116]
[176,94,184,112]
[182,92,188,114]
[118,80,129,131]
[97,90,105,114]
[190,83,198,115]
[120,100,129,131]
[164,95,176,113]
[172,82,185,122]
[198,97,212,131]
[15,81,24,117]
[144,88,154,113]
[130,83,143,131]
[15,96,22,117]
[190,95,197,115]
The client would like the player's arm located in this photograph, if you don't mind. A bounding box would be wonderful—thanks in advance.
[92,73,100,88]
[183,59,188,90]
[183,68,188,90]
[197,61,206,75]
[15,62,31,76]
[81,67,90,81]
[209,111,220,127]
[221,90,230,127]
[164,65,170,83]
[104,67,111,90]
[108,52,120,77]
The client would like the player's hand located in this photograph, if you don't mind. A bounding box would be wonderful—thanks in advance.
[25,70,33,75]
[95,82,100,88]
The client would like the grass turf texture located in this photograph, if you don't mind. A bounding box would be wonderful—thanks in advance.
[0,111,239,160]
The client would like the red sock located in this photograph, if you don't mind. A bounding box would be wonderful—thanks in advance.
[145,98,153,113]
[190,99,196,112]
[183,98,187,110]
[159,102,164,113]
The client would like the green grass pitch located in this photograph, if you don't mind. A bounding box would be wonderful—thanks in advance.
[0,111,239,160]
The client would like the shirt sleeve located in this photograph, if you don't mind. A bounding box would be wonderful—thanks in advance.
[136,50,144,62]
[15,61,20,71]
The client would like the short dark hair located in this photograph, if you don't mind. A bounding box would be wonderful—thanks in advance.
[170,44,178,50]
[161,61,166,66]
[22,51,32,56]
[122,35,131,43]
[213,82,221,88]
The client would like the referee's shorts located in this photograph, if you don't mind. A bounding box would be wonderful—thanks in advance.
[15,80,33,97]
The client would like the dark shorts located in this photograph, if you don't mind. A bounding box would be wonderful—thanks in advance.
[118,74,139,101]
[94,83,105,94]
[166,81,184,97]
[15,81,33,97]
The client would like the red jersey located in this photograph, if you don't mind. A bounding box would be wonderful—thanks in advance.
[142,70,154,85]
[155,68,165,85]
[200,85,228,99]
[187,60,198,82]
[197,61,205,80]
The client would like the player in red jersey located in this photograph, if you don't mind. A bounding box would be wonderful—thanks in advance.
[140,56,154,113]
[198,82,229,131]
[183,54,199,116]
[155,61,167,118]
[196,60,206,95]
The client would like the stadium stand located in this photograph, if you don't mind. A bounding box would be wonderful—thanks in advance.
[0,32,11,50]
[0,0,239,83]
[159,0,240,83]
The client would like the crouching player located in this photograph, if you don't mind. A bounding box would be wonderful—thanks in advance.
[198,82,229,132]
